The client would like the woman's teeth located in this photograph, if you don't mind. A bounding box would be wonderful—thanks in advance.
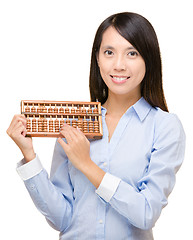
[113,77,127,81]
[111,75,130,81]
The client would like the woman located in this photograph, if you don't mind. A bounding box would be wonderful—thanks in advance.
[7,12,185,239]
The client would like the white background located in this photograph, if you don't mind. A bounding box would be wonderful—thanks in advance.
[0,0,192,239]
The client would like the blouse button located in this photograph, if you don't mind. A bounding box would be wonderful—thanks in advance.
[30,184,35,190]
[103,162,107,167]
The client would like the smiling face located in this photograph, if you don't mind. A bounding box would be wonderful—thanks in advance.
[97,26,146,101]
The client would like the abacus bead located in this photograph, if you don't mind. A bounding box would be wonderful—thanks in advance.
[38,118,43,132]
[42,105,47,113]
[54,107,58,113]
[76,107,80,114]
[59,105,64,113]
[37,105,41,113]
[72,119,77,128]
[77,119,83,131]
[65,107,70,113]
[60,119,65,129]
[66,118,71,126]
[48,105,54,113]
[94,119,99,132]
[71,107,75,114]
[40,105,43,113]
[82,107,86,114]
[93,108,98,114]
[88,108,92,114]
[27,118,31,131]
[55,119,60,132]
[83,119,88,133]
[43,118,48,132]
[49,118,54,132]
[32,117,37,132]
[89,120,94,133]
[25,106,30,112]
[31,105,36,113]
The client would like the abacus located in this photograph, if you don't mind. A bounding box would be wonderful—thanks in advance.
[21,100,103,139]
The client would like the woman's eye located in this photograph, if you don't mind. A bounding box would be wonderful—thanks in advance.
[128,51,138,57]
[104,50,113,56]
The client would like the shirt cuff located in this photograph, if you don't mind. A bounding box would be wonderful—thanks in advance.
[16,155,43,181]
[95,172,121,202]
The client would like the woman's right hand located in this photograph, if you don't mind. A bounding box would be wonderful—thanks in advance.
[6,114,35,162]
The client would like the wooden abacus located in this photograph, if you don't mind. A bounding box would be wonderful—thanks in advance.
[21,100,103,139]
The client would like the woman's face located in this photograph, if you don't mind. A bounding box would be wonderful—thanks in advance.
[97,26,146,99]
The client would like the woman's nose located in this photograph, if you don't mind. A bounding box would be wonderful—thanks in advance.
[113,55,126,71]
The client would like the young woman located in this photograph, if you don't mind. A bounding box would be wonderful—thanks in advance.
[7,12,185,240]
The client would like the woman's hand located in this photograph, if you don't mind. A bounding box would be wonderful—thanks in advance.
[58,124,105,188]
[6,114,35,162]
[58,124,91,172]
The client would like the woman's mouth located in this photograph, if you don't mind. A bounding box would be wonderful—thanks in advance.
[110,75,130,84]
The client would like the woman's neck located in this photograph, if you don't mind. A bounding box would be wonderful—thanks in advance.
[103,92,141,117]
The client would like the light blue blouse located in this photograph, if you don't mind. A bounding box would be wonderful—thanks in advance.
[18,97,185,240]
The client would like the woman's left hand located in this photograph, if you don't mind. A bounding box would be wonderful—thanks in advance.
[58,124,91,172]
[58,123,105,189]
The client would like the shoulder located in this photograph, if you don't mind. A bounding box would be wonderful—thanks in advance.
[151,107,185,145]
[152,107,183,129]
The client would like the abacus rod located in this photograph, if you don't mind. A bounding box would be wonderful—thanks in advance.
[21,100,101,107]
[26,132,103,139]
[21,112,102,117]
[97,102,103,136]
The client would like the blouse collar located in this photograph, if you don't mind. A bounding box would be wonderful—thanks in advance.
[131,97,152,122]
[101,97,153,122]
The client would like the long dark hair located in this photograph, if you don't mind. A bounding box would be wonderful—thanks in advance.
[89,12,168,112]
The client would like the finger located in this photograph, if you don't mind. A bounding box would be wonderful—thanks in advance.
[13,120,26,133]
[62,123,84,138]
[61,123,75,132]
[7,115,26,135]
[60,124,77,142]
[12,114,26,124]
[10,122,26,139]
[21,127,27,137]
[76,126,85,137]
[64,124,89,144]
[14,120,26,132]
[60,128,73,143]
[17,115,27,126]
[57,137,70,153]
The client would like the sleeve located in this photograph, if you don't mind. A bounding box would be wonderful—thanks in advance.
[16,155,43,180]
[96,114,186,230]
[16,140,74,232]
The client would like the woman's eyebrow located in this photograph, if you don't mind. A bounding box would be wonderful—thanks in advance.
[101,45,136,51]
[101,45,115,50]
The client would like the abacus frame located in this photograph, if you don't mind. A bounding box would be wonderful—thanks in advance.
[21,100,103,139]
